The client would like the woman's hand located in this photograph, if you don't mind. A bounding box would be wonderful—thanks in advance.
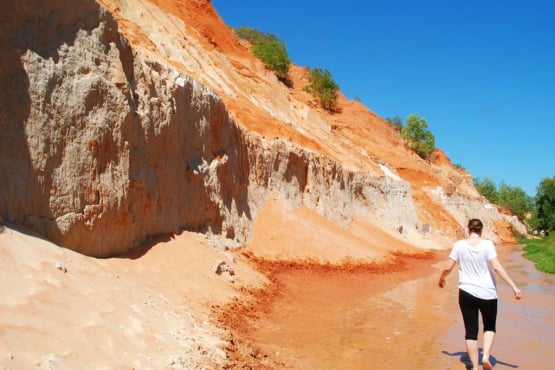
[513,286,522,300]
[438,259,456,289]
[438,277,446,288]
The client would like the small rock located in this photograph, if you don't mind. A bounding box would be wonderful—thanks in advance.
[224,274,235,284]
[214,260,235,283]
[213,260,225,275]
[55,261,67,273]
[224,252,236,263]
[214,260,233,275]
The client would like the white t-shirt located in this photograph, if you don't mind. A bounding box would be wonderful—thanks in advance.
[449,238,498,299]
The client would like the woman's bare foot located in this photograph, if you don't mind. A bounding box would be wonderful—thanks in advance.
[482,358,493,369]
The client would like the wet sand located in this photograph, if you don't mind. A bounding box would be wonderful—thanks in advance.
[221,244,555,369]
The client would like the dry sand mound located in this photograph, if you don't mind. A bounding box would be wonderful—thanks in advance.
[0,225,265,369]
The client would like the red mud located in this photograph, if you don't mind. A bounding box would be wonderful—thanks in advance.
[215,251,450,369]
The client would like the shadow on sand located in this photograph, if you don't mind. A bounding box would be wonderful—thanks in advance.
[115,233,175,260]
[442,349,519,369]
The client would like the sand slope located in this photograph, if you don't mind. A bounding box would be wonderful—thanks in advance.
[0,226,265,369]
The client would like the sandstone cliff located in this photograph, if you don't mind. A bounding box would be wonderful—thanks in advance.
[0,0,525,257]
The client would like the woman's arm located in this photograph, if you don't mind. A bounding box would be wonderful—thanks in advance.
[438,259,457,288]
[489,257,522,300]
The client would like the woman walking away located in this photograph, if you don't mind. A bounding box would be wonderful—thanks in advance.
[438,219,522,370]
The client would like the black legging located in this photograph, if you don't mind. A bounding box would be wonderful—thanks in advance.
[458,289,498,340]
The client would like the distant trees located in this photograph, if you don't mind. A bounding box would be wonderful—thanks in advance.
[498,183,535,222]
[234,27,291,83]
[535,177,555,231]
[400,113,435,159]
[473,175,555,233]
[304,67,339,112]
[474,177,534,223]
[474,177,499,203]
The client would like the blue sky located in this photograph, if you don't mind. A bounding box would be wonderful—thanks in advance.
[212,0,554,196]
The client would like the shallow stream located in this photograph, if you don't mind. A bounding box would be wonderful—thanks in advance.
[246,245,555,369]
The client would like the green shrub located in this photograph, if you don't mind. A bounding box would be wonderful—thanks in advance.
[400,113,435,159]
[234,27,269,43]
[252,37,291,80]
[386,116,403,130]
[234,27,290,82]
[304,67,339,112]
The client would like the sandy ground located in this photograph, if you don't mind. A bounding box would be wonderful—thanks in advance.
[0,225,267,369]
[1,200,553,369]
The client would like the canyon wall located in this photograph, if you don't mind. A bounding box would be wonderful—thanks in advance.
[0,0,525,257]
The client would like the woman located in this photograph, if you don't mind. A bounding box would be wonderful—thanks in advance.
[438,218,522,370]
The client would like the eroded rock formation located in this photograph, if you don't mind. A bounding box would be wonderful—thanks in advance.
[0,0,526,257]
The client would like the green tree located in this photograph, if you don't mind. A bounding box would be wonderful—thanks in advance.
[386,116,403,130]
[400,113,435,159]
[304,67,339,112]
[497,182,534,221]
[474,177,499,203]
[536,177,555,231]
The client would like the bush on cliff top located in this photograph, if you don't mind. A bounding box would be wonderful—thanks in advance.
[234,26,291,82]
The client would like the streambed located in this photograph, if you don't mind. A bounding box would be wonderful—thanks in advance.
[231,245,554,369]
